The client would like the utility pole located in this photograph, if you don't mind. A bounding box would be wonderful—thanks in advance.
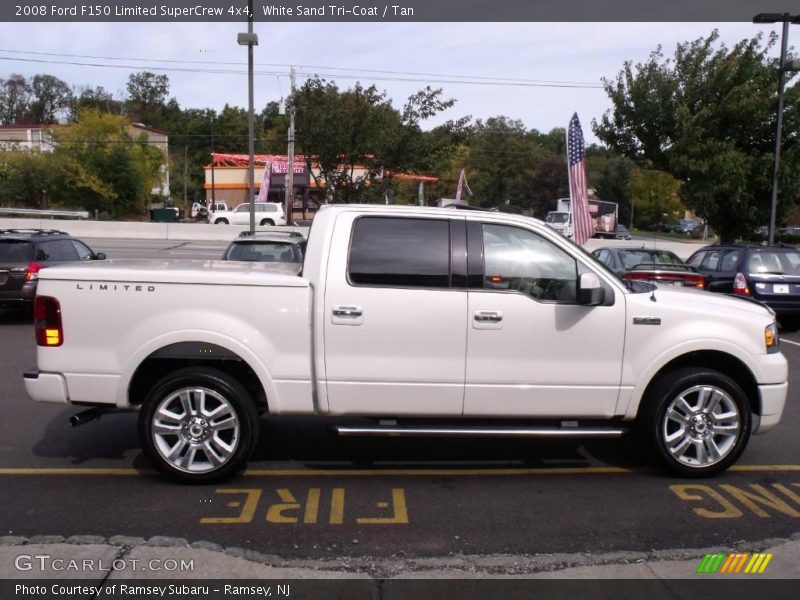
[210,114,216,205]
[285,66,296,227]
[237,0,258,234]
[183,145,188,208]
[753,12,800,245]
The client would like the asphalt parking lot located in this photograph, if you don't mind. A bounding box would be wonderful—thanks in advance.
[0,237,798,562]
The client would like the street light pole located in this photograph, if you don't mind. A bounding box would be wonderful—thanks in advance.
[754,12,800,245]
[238,0,258,234]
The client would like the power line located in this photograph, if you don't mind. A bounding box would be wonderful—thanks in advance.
[0,49,603,89]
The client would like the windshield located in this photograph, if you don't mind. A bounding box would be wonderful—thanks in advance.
[747,249,800,275]
[545,212,570,224]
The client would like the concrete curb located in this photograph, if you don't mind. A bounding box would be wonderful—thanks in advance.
[1,534,798,579]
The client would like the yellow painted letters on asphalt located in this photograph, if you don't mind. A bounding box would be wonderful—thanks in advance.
[669,484,743,518]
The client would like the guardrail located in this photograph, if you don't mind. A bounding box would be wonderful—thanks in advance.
[0,207,90,219]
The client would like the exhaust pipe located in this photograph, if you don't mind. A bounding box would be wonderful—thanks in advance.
[69,408,106,427]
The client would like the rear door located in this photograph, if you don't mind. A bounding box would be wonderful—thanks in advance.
[0,239,33,295]
[323,213,468,415]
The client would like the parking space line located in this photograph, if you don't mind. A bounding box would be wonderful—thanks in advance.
[0,465,798,477]
[780,338,800,347]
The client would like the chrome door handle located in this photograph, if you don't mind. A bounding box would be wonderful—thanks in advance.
[474,310,503,323]
[332,306,363,318]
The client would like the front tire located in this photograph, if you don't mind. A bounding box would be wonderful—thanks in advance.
[139,367,259,483]
[640,368,751,477]
[214,218,229,225]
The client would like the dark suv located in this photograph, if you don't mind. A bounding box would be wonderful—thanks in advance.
[0,229,105,310]
[687,243,800,330]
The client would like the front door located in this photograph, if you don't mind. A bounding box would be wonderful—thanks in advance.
[464,222,625,418]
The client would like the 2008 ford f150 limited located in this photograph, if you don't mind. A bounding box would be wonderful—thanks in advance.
[24,205,788,482]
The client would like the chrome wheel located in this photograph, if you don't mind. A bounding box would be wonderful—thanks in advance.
[661,384,741,469]
[151,387,240,474]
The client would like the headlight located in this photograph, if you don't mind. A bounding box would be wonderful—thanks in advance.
[765,322,780,354]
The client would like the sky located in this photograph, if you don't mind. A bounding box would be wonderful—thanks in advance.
[0,21,788,144]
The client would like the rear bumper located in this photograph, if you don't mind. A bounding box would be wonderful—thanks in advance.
[754,381,788,434]
[23,370,69,404]
[0,283,36,306]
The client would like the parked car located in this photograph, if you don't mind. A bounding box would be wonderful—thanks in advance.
[0,229,105,311]
[615,224,632,240]
[206,201,229,224]
[592,247,705,288]
[222,231,306,274]
[211,202,287,226]
[25,206,786,482]
[688,243,800,331]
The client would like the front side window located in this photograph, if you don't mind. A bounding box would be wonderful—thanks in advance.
[348,217,450,288]
[482,224,577,302]
[71,241,94,260]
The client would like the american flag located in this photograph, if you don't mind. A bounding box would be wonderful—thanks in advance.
[256,157,273,202]
[567,113,594,245]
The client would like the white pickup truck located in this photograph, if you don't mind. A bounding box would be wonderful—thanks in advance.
[24,205,788,482]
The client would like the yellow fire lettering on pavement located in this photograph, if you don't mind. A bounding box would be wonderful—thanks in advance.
[356,488,409,524]
[200,489,262,524]
[329,488,345,525]
[304,488,321,524]
[669,484,743,519]
[720,484,800,518]
[266,489,302,523]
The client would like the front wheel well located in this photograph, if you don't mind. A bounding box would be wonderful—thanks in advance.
[128,343,268,413]
[637,351,760,419]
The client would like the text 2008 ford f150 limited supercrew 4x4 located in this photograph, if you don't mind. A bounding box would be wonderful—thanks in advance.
[24,206,788,482]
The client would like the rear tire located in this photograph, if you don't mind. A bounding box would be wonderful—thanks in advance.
[640,368,751,477]
[214,218,229,225]
[260,219,275,226]
[139,367,259,483]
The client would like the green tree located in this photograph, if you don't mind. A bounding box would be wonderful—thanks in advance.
[126,71,170,127]
[0,150,112,210]
[292,78,459,203]
[0,74,32,125]
[594,30,800,241]
[28,74,73,124]
[51,109,162,217]
[627,168,683,229]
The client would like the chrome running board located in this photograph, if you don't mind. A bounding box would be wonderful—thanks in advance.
[333,425,626,438]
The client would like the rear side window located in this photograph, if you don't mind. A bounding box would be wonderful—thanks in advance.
[0,241,32,263]
[37,240,80,261]
[348,217,450,288]
[719,250,741,272]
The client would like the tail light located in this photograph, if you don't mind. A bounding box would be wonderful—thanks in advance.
[733,272,750,295]
[25,262,43,282]
[34,296,63,347]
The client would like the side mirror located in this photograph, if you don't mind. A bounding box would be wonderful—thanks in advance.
[94,252,106,261]
[578,272,606,306]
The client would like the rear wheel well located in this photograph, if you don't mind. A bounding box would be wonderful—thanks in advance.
[128,343,267,413]
[638,351,760,418]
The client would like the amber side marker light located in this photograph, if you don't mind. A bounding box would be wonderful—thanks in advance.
[34,296,63,347]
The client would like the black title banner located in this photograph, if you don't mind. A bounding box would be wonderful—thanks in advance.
[2,0,800,22]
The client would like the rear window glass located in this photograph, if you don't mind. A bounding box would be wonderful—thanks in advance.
[0,241,31,262]
[617,250,683,270]
[227,242,302,263]
[747,250,800,275]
